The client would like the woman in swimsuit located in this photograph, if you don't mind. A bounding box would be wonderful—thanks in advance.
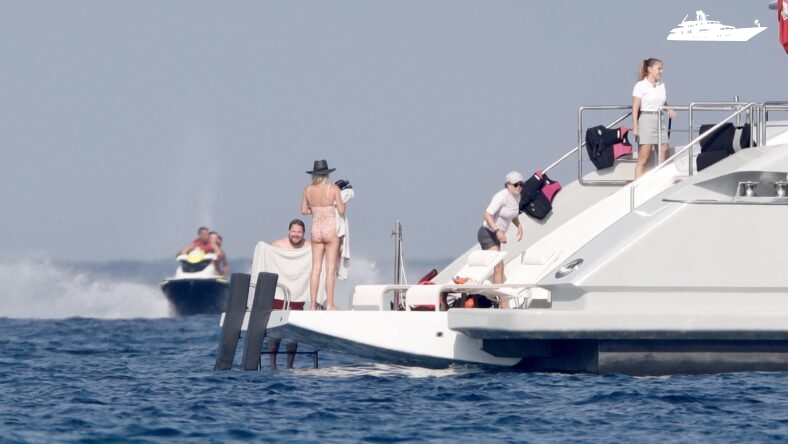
[301,159,346,310]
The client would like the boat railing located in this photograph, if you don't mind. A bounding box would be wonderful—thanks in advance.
[683,101,759,177]
[574,105,633,185]
[573,101,758,200]
[573,104,702,185]
[249,280,294,309]
[542,107,631,179]
[629,101,760,211]
[761,101,788,143]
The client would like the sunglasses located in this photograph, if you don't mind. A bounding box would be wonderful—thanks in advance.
[510,182,523,188]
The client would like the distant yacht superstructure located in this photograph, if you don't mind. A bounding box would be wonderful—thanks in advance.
[667,10,767,41]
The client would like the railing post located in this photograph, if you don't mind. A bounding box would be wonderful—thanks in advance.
[577,106,584,184]
[392,220,403,285]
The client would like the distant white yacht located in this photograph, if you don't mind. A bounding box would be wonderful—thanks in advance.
[667,10,767,41]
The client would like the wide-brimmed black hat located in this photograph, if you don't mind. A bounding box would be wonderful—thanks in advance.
[306,159,336,175]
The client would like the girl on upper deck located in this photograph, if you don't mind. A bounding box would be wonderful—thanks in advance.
[632,58,677,179]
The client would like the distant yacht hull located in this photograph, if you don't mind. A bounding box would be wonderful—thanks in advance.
[668,26,767,41]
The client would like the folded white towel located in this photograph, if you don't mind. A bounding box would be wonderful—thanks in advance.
[336,188,354,280]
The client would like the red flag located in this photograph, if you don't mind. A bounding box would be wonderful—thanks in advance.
[780,0,788,54]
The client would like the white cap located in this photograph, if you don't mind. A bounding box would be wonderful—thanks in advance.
[505,171,525,184]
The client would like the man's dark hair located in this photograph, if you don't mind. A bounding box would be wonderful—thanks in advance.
[288,219,306,231]
[198,226,210,234]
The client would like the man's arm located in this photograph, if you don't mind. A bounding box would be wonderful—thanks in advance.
[177,242,193,256]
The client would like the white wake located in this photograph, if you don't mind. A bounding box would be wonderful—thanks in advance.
[0,260,170,319]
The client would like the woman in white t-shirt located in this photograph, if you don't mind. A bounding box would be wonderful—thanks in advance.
[477,171,524,284]
[632,58,676,179]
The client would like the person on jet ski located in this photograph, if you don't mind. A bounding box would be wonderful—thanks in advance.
[209,231,229,277]
[178,226,216,256]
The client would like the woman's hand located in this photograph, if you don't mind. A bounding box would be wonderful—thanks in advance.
[516,225,523,241]
[667,108,676,119]
[496,229,507,244]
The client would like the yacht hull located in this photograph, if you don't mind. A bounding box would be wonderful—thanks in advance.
[263,308,788,375]
[450,309,788,375]
[265,310,520,368]
[667,27,767,41]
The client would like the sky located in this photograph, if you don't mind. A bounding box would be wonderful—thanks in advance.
[1,0,786,264]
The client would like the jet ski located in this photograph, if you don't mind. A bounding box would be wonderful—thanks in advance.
[160,249,229,316]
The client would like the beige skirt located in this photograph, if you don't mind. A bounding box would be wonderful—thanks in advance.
[637,112,669,145]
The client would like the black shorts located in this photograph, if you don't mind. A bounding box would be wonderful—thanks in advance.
[477,226,500,250]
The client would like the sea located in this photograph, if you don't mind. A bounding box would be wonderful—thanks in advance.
[2,258,788,443]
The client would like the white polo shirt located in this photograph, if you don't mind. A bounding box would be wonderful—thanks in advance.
[482,188,519,233]
[632,79,667,112]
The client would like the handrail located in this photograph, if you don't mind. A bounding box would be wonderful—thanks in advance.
[554,101,772,205]
[654,104,691,163]
[542,109,631,175]
[687,101,756,142]
[277,283,292,309]
[628,102,760,211]
[688,101,757,156]
[250,281,293,309]
[761,102,788,144]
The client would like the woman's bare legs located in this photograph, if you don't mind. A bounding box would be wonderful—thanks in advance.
[309,241,325,310]
[487,244,504,284]
[635,143,670,179]
[485,245,510,308]
[660,143,670,164]
[634,144,653,179]
[324,236,341,310]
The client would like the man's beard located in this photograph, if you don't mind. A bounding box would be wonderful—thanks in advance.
[289,236,304,247]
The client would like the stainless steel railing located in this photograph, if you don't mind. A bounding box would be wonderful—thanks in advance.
[761,101,788,144]
[543,109,632,176]
[573,105,632,185]
[628,102,760,210]
[542,100,779,211]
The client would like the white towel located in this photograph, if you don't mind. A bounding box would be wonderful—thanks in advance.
[250,241,325,307]
[336,188,354,280]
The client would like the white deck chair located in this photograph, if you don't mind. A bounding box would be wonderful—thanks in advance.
[467,247,562,308]
[405,250,507,311]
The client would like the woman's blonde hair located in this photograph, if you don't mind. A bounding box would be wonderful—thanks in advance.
[311,174,329,185]
[638,58,662,80]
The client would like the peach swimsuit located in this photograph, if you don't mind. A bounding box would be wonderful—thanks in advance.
[310,206,336,242]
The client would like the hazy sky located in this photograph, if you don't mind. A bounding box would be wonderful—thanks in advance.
[1,1,785,263]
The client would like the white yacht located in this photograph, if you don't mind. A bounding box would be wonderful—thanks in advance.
[218,100,788,375]
[667,11,767,41]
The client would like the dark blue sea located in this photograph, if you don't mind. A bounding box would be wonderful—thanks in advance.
[2,259,788,442]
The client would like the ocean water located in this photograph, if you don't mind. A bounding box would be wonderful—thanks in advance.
[2,260,788,442]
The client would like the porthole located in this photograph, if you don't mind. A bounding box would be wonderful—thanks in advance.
[555,258,583,279]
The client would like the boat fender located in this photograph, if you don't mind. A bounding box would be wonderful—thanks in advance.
[417,268,438,285]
